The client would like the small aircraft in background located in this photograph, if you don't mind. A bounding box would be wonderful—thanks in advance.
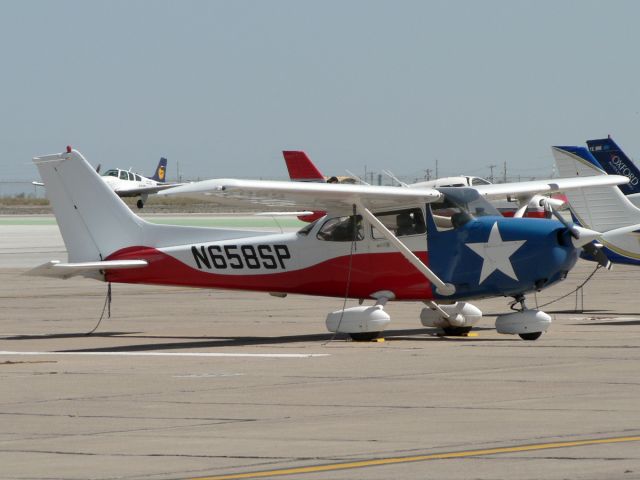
[553,142,640,266]
[34,156,180,209]
[100,157,182,209]
[282,150,556,220]
[30,147,625,341]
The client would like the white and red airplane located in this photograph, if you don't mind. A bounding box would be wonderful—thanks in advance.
[29,147,626,341]
[100,157,183,209]
[282,150,560,219]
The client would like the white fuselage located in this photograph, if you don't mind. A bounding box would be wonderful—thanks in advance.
[101,169,160,195]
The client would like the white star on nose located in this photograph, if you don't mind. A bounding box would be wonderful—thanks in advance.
[465,222,526,284]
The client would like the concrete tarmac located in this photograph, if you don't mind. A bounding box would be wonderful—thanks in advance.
[1,217,640,479]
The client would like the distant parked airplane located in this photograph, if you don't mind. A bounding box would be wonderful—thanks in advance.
[34,154,181,208]
[100,157,183,209]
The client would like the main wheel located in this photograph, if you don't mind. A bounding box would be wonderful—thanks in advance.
[136,199,144,209]
[441,326,473,336]
[349,332,381,341]
[519,331,542,341]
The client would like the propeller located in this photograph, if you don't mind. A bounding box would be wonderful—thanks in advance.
[542,199,611,269]
[95,164,101,174]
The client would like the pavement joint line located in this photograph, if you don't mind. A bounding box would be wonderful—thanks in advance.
[189,435,640,479]
[0,351,329,358]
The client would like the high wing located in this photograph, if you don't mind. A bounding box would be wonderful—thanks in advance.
[158,178,443,211]
[114,183,182,197]
[158,175,628,211]
[472,175,628,199]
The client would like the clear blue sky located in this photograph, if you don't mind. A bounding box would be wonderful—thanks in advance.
[2,0,640,183]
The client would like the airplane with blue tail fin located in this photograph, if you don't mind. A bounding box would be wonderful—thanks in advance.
[553,144,640,266]
[101,157,182,209]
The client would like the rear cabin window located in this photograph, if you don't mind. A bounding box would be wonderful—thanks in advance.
[371,208,426,239]
[135,174,142,181]
[471,177,491,186]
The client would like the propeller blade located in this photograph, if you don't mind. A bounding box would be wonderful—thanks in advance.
[570,226,601,248]
[96,164,101,174]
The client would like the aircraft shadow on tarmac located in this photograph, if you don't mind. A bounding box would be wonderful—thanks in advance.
[3,332,138,340]
[571,319,640,326]
[0,327,508,353]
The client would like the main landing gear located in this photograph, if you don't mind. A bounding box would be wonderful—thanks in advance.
[136,194,149,209]
[324,293,550,342]
[325,291,392,341]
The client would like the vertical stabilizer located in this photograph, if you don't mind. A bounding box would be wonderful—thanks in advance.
[552,146,640,231]
[33,148,145,262]
[150,157,168,182]
[587,136,640,196]
[283,151,325,182]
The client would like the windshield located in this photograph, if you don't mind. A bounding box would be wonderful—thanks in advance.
[297,219,319,236]
[431,187,501,230]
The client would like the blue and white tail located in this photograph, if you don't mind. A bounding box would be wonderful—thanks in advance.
[150,157,168,182]
[586,136,640,197]
[552,146,640,232]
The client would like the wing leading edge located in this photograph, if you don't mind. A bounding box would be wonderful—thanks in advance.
[159,178,443,211]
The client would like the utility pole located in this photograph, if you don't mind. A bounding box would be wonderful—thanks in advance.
[435,159,439,179]
[488,164,496,183]
[424,169,431,181]
[503,160,507,183]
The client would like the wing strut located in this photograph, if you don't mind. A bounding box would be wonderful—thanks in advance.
[355,202,455,296]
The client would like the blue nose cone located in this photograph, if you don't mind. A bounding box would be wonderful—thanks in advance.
[428,216,578,300]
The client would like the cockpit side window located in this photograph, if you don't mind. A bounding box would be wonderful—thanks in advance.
[371,208,426,239]
[317,215,364,242]
[119,170,128,180]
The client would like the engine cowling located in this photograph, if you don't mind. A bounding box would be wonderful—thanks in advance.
[326,305,391,334]
[420,302,482,328]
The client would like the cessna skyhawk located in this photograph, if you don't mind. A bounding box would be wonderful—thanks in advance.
[29,147,626,341]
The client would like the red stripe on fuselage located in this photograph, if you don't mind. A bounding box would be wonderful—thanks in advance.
[106,247,434,300]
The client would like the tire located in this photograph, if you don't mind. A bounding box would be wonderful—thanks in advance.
[441,326,473,336]
[519,331,542,341]
[349,332,381,341]
[136,199,144,209]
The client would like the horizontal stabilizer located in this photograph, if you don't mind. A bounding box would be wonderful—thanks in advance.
[26,260,148,279]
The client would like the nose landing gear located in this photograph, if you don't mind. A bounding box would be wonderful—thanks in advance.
[495,295,550,340]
